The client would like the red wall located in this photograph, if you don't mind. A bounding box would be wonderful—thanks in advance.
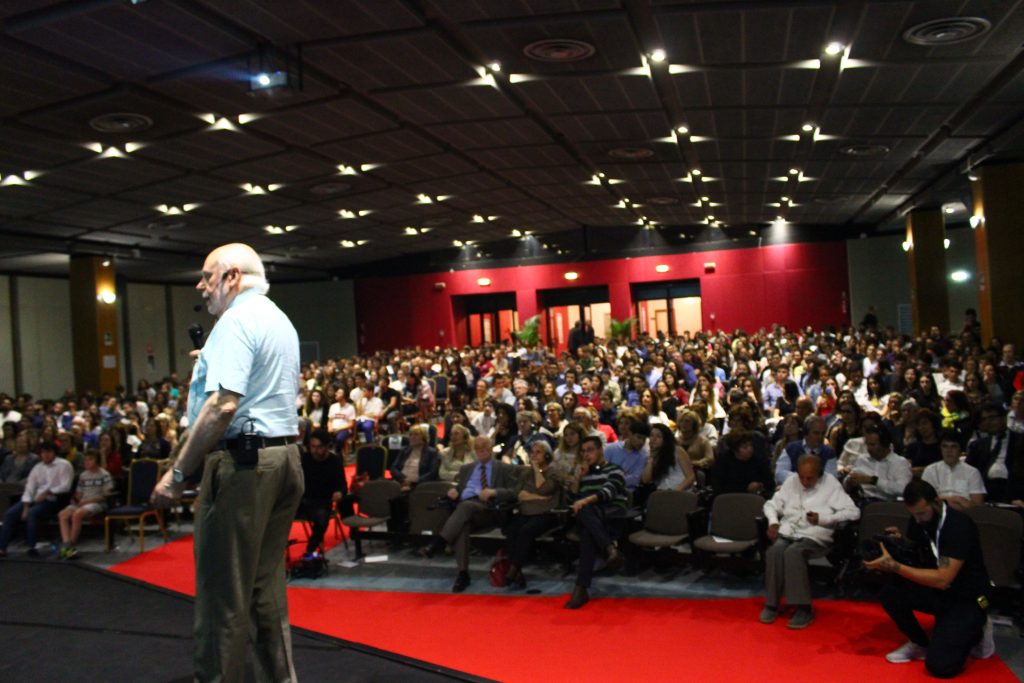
[354,242,850,352]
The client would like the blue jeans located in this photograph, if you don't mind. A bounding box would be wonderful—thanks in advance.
[0,499,59,550]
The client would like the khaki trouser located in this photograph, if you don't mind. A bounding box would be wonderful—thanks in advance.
[193,444,304,683]
[764,536,830,607]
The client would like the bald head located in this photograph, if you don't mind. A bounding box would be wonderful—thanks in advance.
[208,243,268,294]
[198,243,269,318]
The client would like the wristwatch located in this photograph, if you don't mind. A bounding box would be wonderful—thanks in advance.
[172,467,185,485]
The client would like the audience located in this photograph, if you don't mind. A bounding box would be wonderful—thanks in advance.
[0,441,73,556]
[0,316,1019,659]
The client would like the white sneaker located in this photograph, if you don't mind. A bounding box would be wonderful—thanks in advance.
[886,640,927,663]
[970,616,996,659]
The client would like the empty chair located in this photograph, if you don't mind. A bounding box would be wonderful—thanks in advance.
[629,490,699,556]
[341,479,401,559]
[692,493,766,569]
[965,505,1023,589]
[408,483,453,536]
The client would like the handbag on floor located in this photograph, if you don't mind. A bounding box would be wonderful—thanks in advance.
[489,548,511,587]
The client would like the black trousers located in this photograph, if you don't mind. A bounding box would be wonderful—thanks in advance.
[504,512,558,567]
[299,498,332,554]
[575,505,626,588]
[880,579,987,679]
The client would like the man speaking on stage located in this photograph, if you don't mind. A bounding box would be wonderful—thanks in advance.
[152,242,303,682]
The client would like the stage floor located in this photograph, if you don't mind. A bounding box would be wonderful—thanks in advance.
[0,558,489,682]
[5,520,1022,682]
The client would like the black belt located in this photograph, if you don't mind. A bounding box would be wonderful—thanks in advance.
[217,436,294,451]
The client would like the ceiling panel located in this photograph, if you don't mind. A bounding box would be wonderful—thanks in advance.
[0,0,1020,279]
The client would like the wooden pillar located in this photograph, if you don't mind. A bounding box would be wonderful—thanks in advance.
[972,162,1024,347]
[905,208,949,336]
[69,255,120,393]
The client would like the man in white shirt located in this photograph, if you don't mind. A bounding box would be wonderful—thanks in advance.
[845,427,913,503]
[327,388,357,452]
[922,430,986,510]
[355,392,383,445]
[762,454,860,629]
[0,441,74,556]
[934,360,964,399]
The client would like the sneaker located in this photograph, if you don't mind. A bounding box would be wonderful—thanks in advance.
[759,605,778,624]
[787,606,815,629]
[64,547,79,560]
[886,640,927,664]
[970,616,996,660]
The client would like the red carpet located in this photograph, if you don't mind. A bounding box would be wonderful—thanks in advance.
[111,536,1016,683]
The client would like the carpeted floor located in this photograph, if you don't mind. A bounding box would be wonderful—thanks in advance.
[111,533,1018,683]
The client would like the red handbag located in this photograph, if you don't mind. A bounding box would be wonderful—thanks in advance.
[489,549,511,587]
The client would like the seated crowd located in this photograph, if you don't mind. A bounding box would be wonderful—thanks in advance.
[0,317,1021,673]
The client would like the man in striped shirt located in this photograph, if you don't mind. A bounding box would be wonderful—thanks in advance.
[565,436,628,609]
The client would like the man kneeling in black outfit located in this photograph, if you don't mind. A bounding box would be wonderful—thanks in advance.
[865,479,995,677]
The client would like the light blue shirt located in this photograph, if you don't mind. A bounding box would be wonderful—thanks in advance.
[188,289,300,438]
[604,441,649,491]
[461,460,494,500]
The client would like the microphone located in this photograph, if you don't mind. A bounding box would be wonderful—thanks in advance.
[188,323,204,350]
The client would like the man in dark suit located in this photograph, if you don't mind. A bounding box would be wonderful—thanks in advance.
[419,434,520,591]
[966,402,1020,503]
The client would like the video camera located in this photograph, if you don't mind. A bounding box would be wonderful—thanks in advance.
[860,533,920,567]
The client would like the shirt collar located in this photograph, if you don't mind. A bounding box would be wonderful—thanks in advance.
[227,288,260,311]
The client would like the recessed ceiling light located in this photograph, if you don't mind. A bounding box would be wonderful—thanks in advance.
[789,168,800,175]
[649,49,667,63]
[802,123,815,132]
[156,203,199,215]
[488,61,501,72]
[677,125,689,135]
[903,17,991,46]
[690,169,701,176]
[89,112,153,133]
[825,42,844,56]
[453,240,465,247]
[950,270,970,282]
[944,206,956,214]
[523,38,596,63]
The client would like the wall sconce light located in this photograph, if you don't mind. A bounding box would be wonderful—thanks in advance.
[477,277,492,287]
[563,271,579,281]
[655,264,670,273]
[97,289,117,304]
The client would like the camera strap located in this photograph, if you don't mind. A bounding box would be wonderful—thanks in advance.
[925,502,947,562]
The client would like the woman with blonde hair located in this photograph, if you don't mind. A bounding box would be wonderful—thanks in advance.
[438,423,473,482]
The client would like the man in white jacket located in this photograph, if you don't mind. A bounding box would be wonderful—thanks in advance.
[761,454,860,629]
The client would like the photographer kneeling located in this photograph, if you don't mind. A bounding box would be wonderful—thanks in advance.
[865,479,995,677]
